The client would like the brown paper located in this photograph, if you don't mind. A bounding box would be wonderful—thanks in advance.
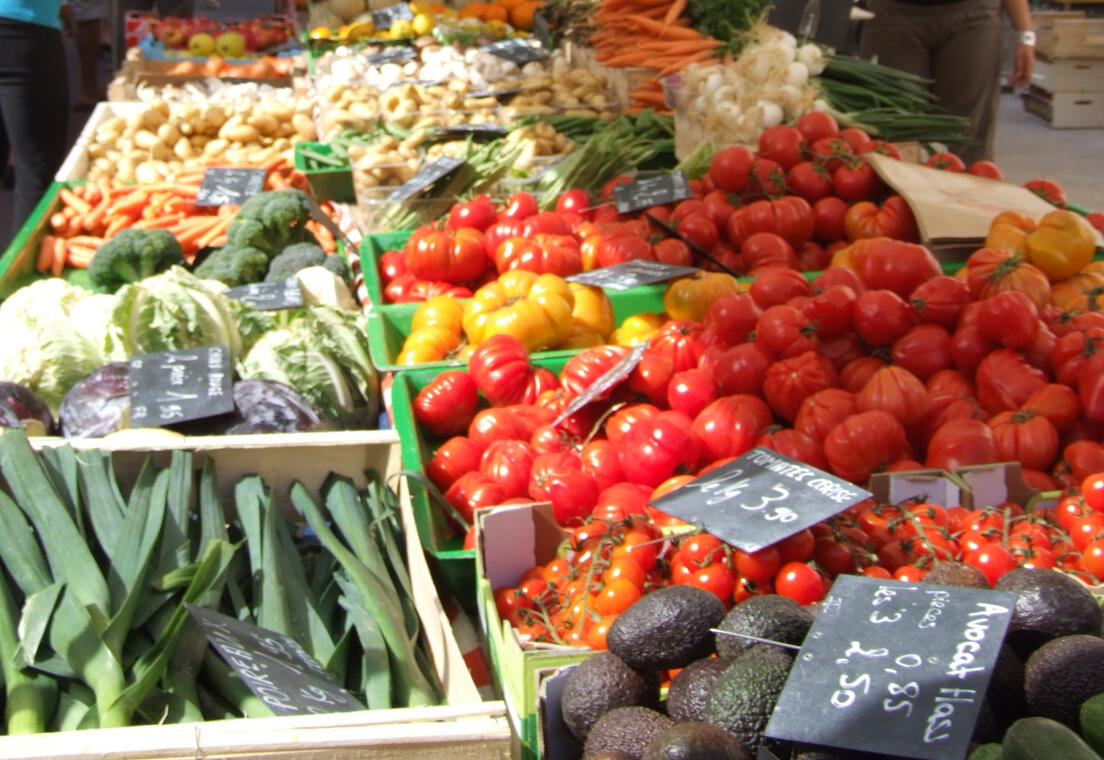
[865,152,1104,257]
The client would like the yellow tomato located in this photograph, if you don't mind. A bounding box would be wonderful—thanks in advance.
[411,295,464,333]
[482,19,507,36]
[560,324,606,349]
[663,271,740,323]
[412,12,436,34]
[463,270,575,351]
[390,18,414,37]
[611,312,665,346]
[397,325,461,364]
[984,210,1035,255]
[568,282,615,337]
[408,0,432,13]
[1026,209,1096,281]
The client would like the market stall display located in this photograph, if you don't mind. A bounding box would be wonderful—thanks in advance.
[3,0,1104,756]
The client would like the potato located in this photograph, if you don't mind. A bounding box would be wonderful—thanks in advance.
[204,139,227,157]
[173,137,194,160]
[142,109,167,131]
[292,113,316,140]
[157,122,181,145]
[133,130,159,151]
[249,113,279,135]
[150,141,173,162]
[220,123,260,144]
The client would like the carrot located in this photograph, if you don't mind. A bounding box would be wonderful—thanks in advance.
[138,182,200,196]
[36,236,56,273]
[83,194,112,233]
[630,90,669,106]
[195,216,232,250]
[309,221,337,253]
[50,212,69,233]
[66,246,95,269]
[175,217,222,247]
[105,213,137,239]
[110,190,149,217]
[134,214,187,230]
[67,235,105,248]
[59,188,93,215]
[51,238,67,277]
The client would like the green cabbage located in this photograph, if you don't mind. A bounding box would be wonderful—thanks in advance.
[0,279,105,411]
[69,293,127,362]
[109,266,243,359]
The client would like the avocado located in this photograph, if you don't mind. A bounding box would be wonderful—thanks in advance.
[792,745,914,759]
[704,643,793,754]
[643,721,750,760]
[1024,634,1104,727]
[607,585,726,671]
[715,594,814,660]
[666,657,728,722]
[562,651,660,742]
[966,745,1004,760]
[987,644,1028,732]
[586,754,634,760]
[994,568,1102,657]
[924,560,990,589]
[584,706,674,760]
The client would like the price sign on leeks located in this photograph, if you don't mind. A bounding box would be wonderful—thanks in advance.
[648,446,871,553]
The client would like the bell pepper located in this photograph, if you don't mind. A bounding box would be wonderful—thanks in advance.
[462,270,575,351]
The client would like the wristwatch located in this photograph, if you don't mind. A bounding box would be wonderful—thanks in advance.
[1018,29,1037,46]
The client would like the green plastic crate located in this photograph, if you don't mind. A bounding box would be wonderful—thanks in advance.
[294,142,355,203]
[0,181,94,299]
[390,354,573,605]
[361,228,416,307]
[367,284,667,372]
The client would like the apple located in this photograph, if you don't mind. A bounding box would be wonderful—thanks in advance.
[153,20,185,48]
[215,31,246,59]
[188,32,215,56]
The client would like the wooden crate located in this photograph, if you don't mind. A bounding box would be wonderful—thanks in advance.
[56,101,147,182]
[1023,87,1104,128]
[0,432,512,759]
[1037,17,1104,59]
[1032,57,1104,94]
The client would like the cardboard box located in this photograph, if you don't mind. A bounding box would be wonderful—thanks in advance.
[870,461,1058,513]
[476,502,595,760]
[1033,58,1104,94]
[0,432,512,759]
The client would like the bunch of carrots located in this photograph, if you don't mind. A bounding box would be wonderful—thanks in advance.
[590,0,726,111]
[38,157,337,278]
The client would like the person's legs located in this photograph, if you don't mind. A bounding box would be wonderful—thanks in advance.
[0,21,70,231]
[930,2,1003,163]
[76,18,102,106]
[859,0,938,81]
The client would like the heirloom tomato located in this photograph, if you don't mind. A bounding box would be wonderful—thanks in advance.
[909,275,970,329]
[704,291,761,344]
[977,291,1039,349]
[891,324,953,381]
[480,440,537,499]
[463,270,575,351]
[667,368,719,418]
[852,289,914,346]
[692,395,772,463]
[427,436,484,491]
[756,428,828,469]
[763,351,839,422]
[414,370,479,437]
[560,345,633,399]
[975,349,1048,414]
[823,410,909,482]
[727,196,814,248]
[664,271,741,323]
[794,388,858,443]
[856,365,929,427]
[581,440,625,492]
[712,343,772,396]
[619,410,701,487]
[925,419,997,470]
[445,472,506,526]
[404,227,488,283]
[964,248,1051,309]
[468,334,531,406]
[989,410,1059,471]
[1026,209,1096,281]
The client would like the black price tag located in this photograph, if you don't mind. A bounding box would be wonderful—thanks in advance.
[567,260,698,291]
[765,576,1017,760]
[370,2,414,30]
[224,277,304,310]
[433,123,509,140]
[127,345,235,428]
[387,156,464,201]
[533,11,552,48]
[468,87,522,99]
[483,37,549,63]
[367,45,418,65]
[187,605,364,716]
[195,168,267,207]
[649,447,871,553]
[613,171,693,214]
[552,342,647,426]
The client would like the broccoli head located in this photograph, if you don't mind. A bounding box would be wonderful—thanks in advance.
[193,245,269,287]
[87,228,184,293]
[225,189,313,258]
[322,254,351,284]
[265,242,327,282]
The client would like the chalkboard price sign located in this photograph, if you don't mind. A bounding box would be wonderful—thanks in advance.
[533,11,552,48]
[388,156,465,201]
[371,2,414,30]
[552,342,647,426]
[648,447,871,553]
[195,168,267,207]
[483,37,549,63]
[224,277,304,311]
[613,171,693,214]
[187,605,364,717]
[468,87,522,99]
[128,345,235,428]
[765,575,1017,760]
[434,123,509,140]
[566,259,698,291]
[367,46,418,65]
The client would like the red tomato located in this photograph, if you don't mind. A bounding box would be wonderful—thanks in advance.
[628,352,675,405]
[852,289,915,346]
[891,324,953,381]
[832,160,884,202]
[742,231,798,271]
[597,232,654,268]
[838,127,871,150]
[618,410,702,487]
[704,291,762,344]
[795,111,840,144]
[727,197,814,249]
[653,237,694,267]
[857,365,929,427]
[910,275,971,329]
[445,471,506,525]
[786,160,834,203]
[853,239,941,298]
[1022,383,1082,432]
[763,351,840,422]
[709,146,755,192]
[812,196,848,244]
[795,388,858,443]
[975,349,1049,415]
[479,440,537,499]
[927,369,974,398]
[521,368,558,405]
[677,213,720,251]
[802,284,857,338]
[840,356,886,394]
[580,439,625,492]
[468,334,531,406]
[667,368,719,418]
[925,418,997,469]
[414,369,479,437]
[750,268,811,309]
[950,324,996,375]
[809,136,854,172]
[1080,350,1104,423]
[759,125,806,170]
[823,410,909,482]
[560,345,633,400]
[605,403,659,445]
[812,266,865,295]
[989,410,1059,471]
[968,161,1005,180]
[749,157,786,196]
[925,152,967,172]
[404,227,488,283]
[555,189,591,218]
[774,562,826,604]
[500,192,539,220]
[796,240,831,272]
[756,428,828,469]
[650,321,706,372]
[856,140,903,160]
[468,406,550,446]
[702,190,737,228]
[427,436,484,491]
[692,395,772,463]
[1024,178,1067,207]
[844,196,919,242]
[379,249,407,283]
[446,196,497,231]
[711,343,773,396]
[977,291,1040,349]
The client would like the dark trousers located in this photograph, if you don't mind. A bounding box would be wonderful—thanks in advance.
[860,0,1003,163]
[0,20,69,233]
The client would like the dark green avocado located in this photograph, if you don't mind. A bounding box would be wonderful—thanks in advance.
[994,568,1102,657]
[561,651,660,742]
[1025,634,1104,727]
[923,560,990,589]
[666,657,728,722]
[643,721,750,760]
[704,643,793,754]
[584,706,674,760]
[607,585,726,670]
[715,594,814,660]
